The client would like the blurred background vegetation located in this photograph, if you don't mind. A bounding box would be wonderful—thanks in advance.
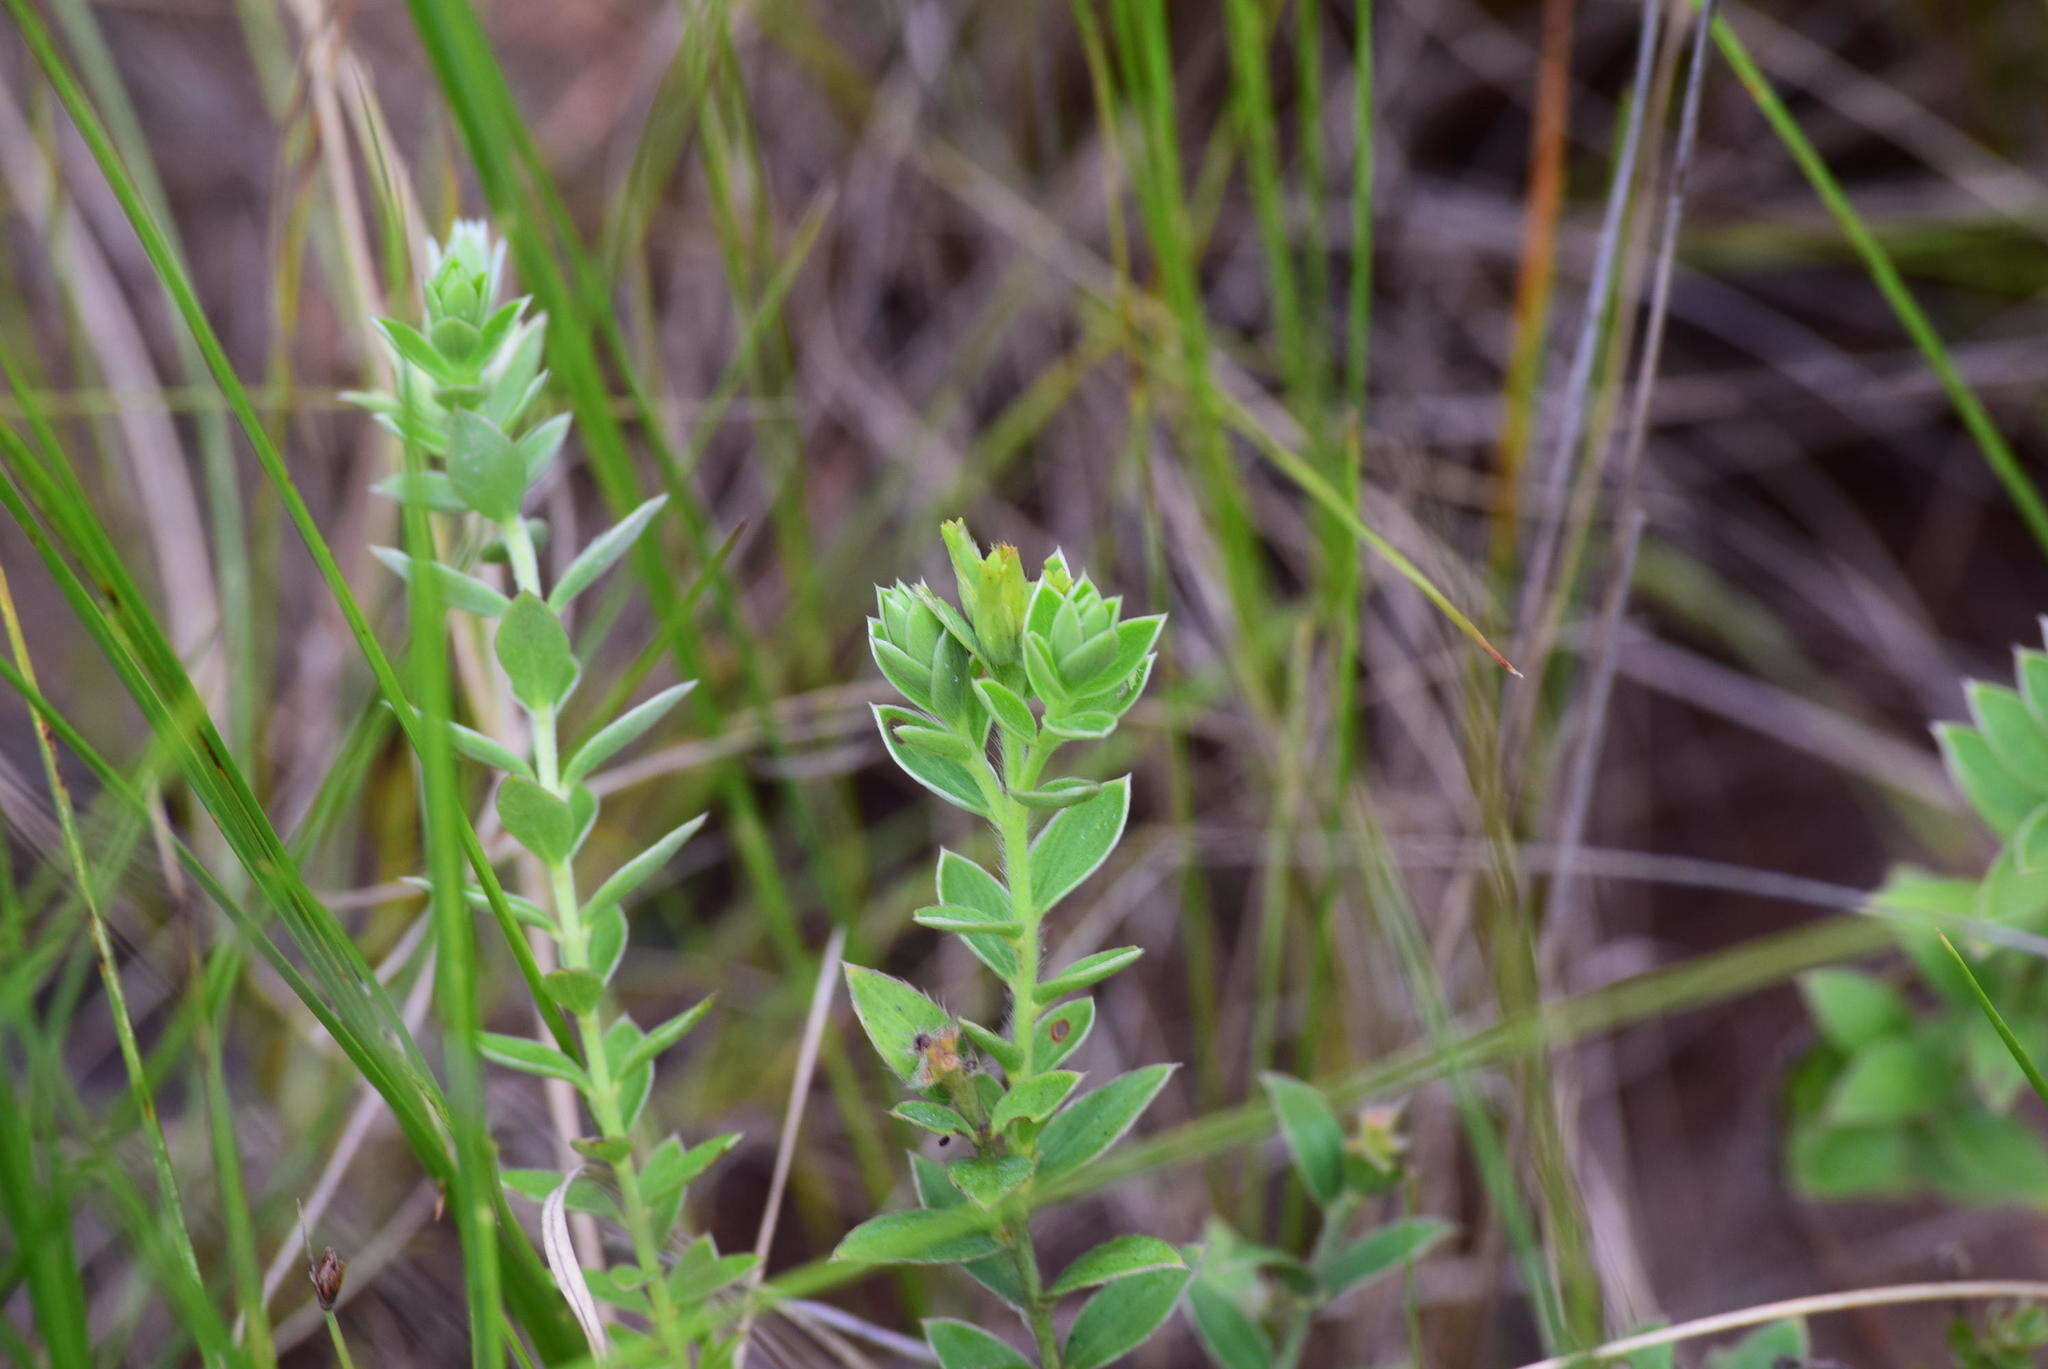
[5,0,2048,1364]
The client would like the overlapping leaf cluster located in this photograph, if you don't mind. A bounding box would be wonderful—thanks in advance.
[1183,1076,1450,1369]
[839,522,1182,1369]
[1787,624,2048,1206]
[354,222,743,1364]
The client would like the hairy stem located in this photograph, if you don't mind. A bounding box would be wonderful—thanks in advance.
[983,725,1066,1368]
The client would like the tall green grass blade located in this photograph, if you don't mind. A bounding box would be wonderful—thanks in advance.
[1937,933,2048,1114]
[1707,7,2048,557]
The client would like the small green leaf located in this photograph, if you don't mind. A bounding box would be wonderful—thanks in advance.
[1924,1108,2048,1205]
[375,317,454,381]
[496,593,578,709]
[445,720,532,777]
[914,583,984,661]
[913,904,1022,936]
[872,632,936,714]
[1023,633,1070,707]
[1039,1064,1174,1179]
[1701,1320,1808,1369]
[1048,1235,1183,1297]
[666,1249,757,1306]
[1938,722,2037,836]
[1038,947,1141,1003]
[1260,1072,1345,1205]
[948,1154,1034,1207]
[605,1019,655,1130]
[1062,1267,1190,1369]
[876,704,990,816]
[429,315,481,361]
[895,722,979,764]
[1036,998,1095,1068]
[642,1132,740,1206]
[1011,779,1102,811]
[372,471,468,513]
[1186,1274,1273,1369]
[922,1319,1031,1369]
[2019,648,2048,726]
[497,776,578,864]
[958,1018,1022,1074]
[833,1208,1000,1265]
[447,408,527,520]
[542,969,605,1015]
[1086,615,1165,693]
[974,678,1037,740]
[1784,1120,1917,1199]
[372,547,511,617]
[911,1154,1027,1306]
[1315,1217,1453,1298]
[1028,777,1130,911]
[501,1169,617,1219]
[582,815,708,924]
[561,681,695,785]
[478,1032,585,1086]
[515,413,572,485]
[937,849,1019,977]
[2018,803,2048,873]
[845,965,953,1083]
[550,495,669,609]
[1043,710,1117,741]
[587,902,627,983]
[618,997,716,1079]
[892,1101,971,1136]
[991,1071,1080,1132]
[1824,1037,1949,1125]
[1798,969,1912,1052]
[570,1136,631,1163]
[1968,682,2048,790]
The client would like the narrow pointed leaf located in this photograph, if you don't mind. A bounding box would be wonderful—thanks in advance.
[479,1033,586,1086]
[618,997,717,1078]
[550,495,669,609]
[583,815,708,923]
[1048,1235,1183,1297]
[833,1209,1000,1265]
[892,1101,972,1136]
[372,547,511,617]
[562,681,695,785]
[1316,1217,1454,1297]
[1038,947,1141,1003]
[1038,1065,1175,1179]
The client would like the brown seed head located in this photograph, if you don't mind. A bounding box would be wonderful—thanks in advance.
[311,1247,346,1311]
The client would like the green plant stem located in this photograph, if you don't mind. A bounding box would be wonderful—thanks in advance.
[1273,1192,1356,1369]
[500,517,690,1354]
[977,729,1065,1368]
[323,1313,359,1369]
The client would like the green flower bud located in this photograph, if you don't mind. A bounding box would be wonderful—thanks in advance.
[940,519,1028,668]
[1020,560,1165,728]
[423,219,505,332]
[870,583,949,714]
